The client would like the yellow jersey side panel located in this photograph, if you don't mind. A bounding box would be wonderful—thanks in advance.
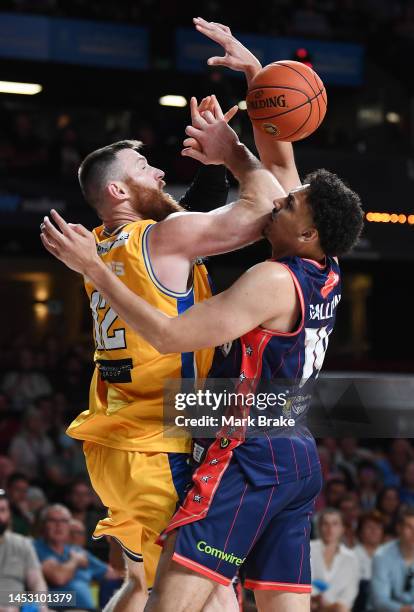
[67,220,213,452]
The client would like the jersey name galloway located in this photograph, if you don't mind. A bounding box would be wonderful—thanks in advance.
[309,294,341,321]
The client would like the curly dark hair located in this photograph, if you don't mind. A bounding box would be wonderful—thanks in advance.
[303,168,364,256]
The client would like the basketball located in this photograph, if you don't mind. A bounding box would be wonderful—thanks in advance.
[246,60,327,141]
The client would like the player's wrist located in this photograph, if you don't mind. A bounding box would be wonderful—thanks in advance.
[224,142,261,178]
[85,256,106,283]
[244,60,262,84]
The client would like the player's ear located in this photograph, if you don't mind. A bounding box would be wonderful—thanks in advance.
[107,181,128,201]
[300,226,318,243]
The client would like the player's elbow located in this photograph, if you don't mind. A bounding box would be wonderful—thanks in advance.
[156,322,187,355]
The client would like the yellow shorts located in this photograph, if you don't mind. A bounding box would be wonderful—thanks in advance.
[83,441,191,588]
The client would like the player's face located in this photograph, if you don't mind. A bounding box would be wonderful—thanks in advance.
[263,185,316,257]
[115,148,183,221]
[118,149,165,191]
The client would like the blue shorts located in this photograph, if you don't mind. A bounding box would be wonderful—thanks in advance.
[172,457,322,592]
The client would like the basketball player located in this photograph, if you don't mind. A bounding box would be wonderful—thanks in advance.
[40,93,289,612]
[41,102,364,611]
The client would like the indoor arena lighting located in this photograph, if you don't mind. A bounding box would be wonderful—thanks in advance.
[385,112,401,124]
[159,95,187,108]
[366,212,413,225]
[0,80,42,95]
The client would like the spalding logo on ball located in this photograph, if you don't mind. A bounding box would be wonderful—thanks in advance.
[246,60,327,142]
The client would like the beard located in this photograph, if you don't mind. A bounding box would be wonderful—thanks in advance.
[0,521,8,535]
[127,181,185,222]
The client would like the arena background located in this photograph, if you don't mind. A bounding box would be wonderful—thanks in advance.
[0,1,413,610]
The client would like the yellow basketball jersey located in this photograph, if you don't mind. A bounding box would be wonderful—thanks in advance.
[66,220,213,452]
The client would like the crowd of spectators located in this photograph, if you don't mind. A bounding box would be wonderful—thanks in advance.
[3,0,414,44]
[1,334,414,610]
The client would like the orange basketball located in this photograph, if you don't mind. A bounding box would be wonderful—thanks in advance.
[246,60,327,142]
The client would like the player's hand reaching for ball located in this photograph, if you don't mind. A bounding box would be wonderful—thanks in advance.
[193,17,262,84]
[187,94,238,154]
[40,209,101,276]
[182,96,240,165]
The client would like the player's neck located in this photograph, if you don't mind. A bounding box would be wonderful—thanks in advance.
[102,209,144,234]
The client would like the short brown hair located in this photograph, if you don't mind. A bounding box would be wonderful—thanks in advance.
[78,140,143,209]
[358,510,385,534]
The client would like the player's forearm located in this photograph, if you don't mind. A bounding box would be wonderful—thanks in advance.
[241,56,300,191]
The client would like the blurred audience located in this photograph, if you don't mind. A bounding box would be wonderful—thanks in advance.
[2,348,53,412]
[6,472,33,535]
[311,509,359,611]
[8,408,55,479]
[0,490,49,612]
[376,486,401,538]
[371,507,414,611]
[34,504,121,611]
[353,511,385,611]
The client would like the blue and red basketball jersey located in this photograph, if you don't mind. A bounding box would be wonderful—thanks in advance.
[209,255,341,486]
[161,256,341,536]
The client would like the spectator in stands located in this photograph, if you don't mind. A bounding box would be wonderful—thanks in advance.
[339,492,361,548]
[357,461,381,511]
[2,347,53,412]
[0,489,49,612]
[335,438,374,485]
[8,408,55,479]
[400,460,414,506]
[6,472,33,535]
[0,392,19,454]
[34,504,121,611]
[377,486,401,538]
[325,478,348,508]
[377,439,414,488]
[6,112,48,178]
[0,455,14,489]
[311,508,359,611]
[371,507,414,611]
[69,518,87,548]
[66,480,103,550]
[353,511,385,612]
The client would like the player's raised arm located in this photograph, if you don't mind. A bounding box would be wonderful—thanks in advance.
[40,210,296,352]
[149,103,286,261]
[193,17,301,193]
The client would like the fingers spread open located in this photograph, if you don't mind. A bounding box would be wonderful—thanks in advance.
[181,147,208,164]
[200,110,216,124]
[223,105,239,123]
[190,97,207,129]
[40,232,59,255]
[50,209,71,235]
[185,125,204,139]
[42,216,67,246]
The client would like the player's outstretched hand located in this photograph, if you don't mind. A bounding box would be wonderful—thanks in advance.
[40,209,99,275]
[182,96,239,165]
[184,94,238,154]
[193,17,262,81]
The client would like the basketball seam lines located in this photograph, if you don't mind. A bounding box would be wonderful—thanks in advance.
[249,89,323,122]
[259,61,326,128]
